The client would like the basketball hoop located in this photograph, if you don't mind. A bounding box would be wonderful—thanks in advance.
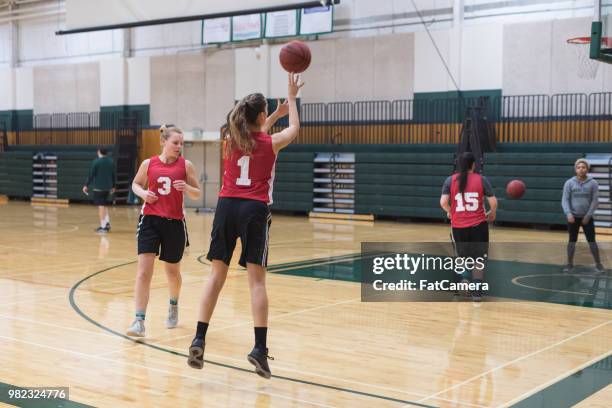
[567,36,612,79]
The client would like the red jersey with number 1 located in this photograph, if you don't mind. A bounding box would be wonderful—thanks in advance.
[142,155,186,220]
[450,173,487,228]
[219,132,277,204]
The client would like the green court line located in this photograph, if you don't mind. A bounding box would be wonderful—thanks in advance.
[70,256,610,407]
[68,261,437,408]
[510,354,612,408]
[0,383,94,408]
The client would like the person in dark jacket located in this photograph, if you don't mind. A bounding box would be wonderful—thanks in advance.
[83,147,116,233]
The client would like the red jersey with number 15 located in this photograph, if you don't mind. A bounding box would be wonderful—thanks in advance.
[450,172,487,228]
[142,155,186,220]
[219,132,277,204]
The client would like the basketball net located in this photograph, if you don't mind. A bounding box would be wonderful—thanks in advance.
[567,37,611,79]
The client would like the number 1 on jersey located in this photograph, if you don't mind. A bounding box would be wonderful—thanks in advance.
[236,156,252,186]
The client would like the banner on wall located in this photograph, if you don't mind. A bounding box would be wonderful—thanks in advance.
[232,13,263,41]
[203,17,231,44]
[299,6,333,35]
[265,10,298,38]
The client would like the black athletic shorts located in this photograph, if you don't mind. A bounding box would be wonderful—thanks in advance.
[207,197,272,268]
[92,190,111,206]
[137,214,188,264]
[451,221,489,259]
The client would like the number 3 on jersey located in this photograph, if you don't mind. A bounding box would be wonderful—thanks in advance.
[236,156,252,186]
[455,192,479,212]
[157,176,172,195]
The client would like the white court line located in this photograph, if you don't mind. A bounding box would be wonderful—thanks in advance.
[0,314,120,341]
[417,319,612,404]
[128,341,489,408]
[3,263,200,282]
[151,297,362,348]
[0,286,73,305]
[0,273,139,305]
[0,292,84,307]
[0,225,80,237]
[96,297,362,357]
[0,272,205,308]
[0,258,134,278]
[499,348,612,407]
[0,334,333,408]
[0,275,140,307]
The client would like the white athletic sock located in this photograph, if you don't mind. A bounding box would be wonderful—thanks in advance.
[104,214,110,226]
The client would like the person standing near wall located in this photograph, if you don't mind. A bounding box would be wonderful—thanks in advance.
[83,147,116,233]
[562,158,605,274]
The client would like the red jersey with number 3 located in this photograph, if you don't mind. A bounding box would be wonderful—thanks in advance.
[142,155,186,220]
[219,132,277,204]
[450,173,487,228]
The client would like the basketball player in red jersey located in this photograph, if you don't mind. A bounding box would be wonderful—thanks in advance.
[187,73,304,378]
[440,152,497,301]
[126,125,201,337]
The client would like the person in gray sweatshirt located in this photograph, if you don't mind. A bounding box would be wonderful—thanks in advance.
[561,158,604,273]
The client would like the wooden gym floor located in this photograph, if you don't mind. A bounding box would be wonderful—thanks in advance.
[0,201,610,407]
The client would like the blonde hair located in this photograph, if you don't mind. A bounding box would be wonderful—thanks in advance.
[225,93,267,158]
[159,124,183,140]
[575,158,589,170]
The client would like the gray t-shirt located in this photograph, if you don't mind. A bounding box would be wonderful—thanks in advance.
[441,174,494,196]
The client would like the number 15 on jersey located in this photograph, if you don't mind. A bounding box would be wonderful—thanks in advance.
[455,192,479,212]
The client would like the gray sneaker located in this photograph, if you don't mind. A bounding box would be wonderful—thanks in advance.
[562,264,574,274]
[595,263,606,274]
[126,319,145,337]
[165,305,178,329]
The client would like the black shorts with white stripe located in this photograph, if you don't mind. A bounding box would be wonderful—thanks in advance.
[137,214,188,264]
[207,197,272,268]
[450,221,489,259]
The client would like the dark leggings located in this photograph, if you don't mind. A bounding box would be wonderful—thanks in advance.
[567,217,596,243]
[567,216,600,265]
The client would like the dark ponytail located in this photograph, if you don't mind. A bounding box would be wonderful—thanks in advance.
[458,152,475,194]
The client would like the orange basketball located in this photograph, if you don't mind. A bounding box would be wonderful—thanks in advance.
[279,40,311,73]
[506,179,526,199]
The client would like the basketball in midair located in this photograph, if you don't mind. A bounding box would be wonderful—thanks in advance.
[506,179,526,199]
[279,40,311,73]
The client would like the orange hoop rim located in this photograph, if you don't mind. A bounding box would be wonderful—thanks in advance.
[567,36,612,47]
